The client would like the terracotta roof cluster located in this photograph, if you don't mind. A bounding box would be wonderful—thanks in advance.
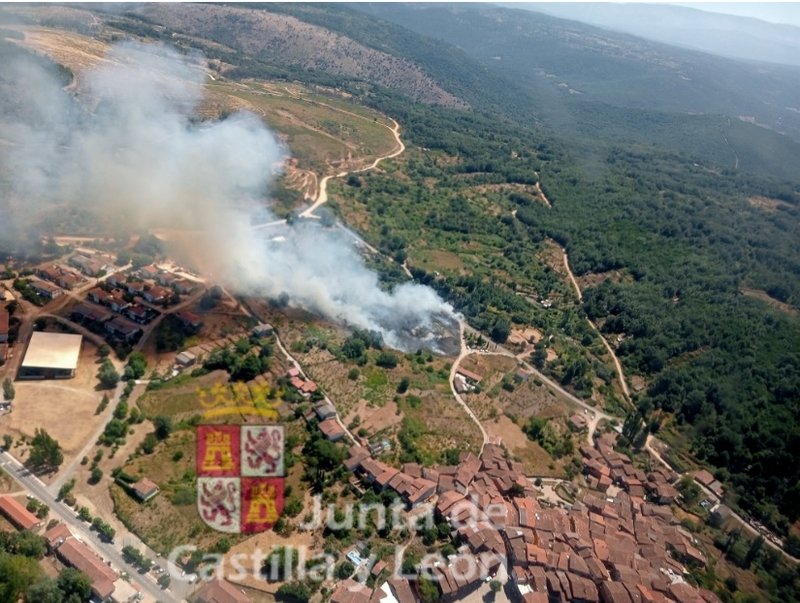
[288,368,318,395]
[581,439,680,504]
[694,470,724,497]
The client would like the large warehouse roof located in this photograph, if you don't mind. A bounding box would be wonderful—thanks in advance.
[21,332,83,370]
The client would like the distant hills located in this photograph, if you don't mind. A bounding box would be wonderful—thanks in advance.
[509,2,800,68]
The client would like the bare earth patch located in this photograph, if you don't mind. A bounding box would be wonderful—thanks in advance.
[740,288,797,315]
[4,340,106,468]
[748,195,791,212]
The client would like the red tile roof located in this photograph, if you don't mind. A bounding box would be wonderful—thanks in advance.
[0,495,40,530]
[456,367,483,383]
[56,538,117,599]
[0,311,8,336]
[195,578,251,603]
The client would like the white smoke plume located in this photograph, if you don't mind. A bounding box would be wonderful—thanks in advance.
[0,41,457,352]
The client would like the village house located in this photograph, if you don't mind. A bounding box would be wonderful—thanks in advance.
[0,310,9,344]
[173,277,197,294]
[314,402,337,421]
[55,272,81,290]
[37,265,62,282]
[319,417,346,441]
[87,287,113,305]
[105,316,141,341]
[0,495,41,530]
[142,285,171,304]
[570,412,589,431]
[109,293,130,313]
[176,351,196,367]
[456,367,483,384]
[125,305,153,324]
[138,265,160,280]
[107,272,128,288]
[176,310,202,329]
[29,279,63,299]
[131,477,160,502]
[43,522,72,553]
[55,536,119,600]
[694,470,724,497]
[156,272,175,287]
[126,281,145,296]
[71,302,112,325]
[194,578,252,603]
[69,254,105,277]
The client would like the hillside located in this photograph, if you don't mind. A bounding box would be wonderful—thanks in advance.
[3,5,800,601]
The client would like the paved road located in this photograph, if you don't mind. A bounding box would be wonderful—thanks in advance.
[0,449,184,603]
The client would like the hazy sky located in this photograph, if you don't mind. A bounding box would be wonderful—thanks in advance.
[667,3,800,27]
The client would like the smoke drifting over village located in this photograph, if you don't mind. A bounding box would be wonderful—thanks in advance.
[0,42,457,351]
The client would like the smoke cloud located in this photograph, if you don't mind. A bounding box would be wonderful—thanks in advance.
[0,41,458,352]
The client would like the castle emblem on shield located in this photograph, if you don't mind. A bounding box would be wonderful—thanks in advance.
[197,424,285,534]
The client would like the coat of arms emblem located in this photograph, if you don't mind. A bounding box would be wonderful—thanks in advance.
[197,424,285,533]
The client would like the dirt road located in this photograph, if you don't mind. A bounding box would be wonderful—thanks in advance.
[300,118,405,219]
[448,322,489,453]
[562,250,631,400]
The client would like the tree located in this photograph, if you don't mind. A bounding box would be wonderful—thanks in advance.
[375,352,399,368]
[490,316,511,344]
[1,435,11,450]
[58,567,92,601]
[2,378,14,402]
[263,547,299,581]
[141,434,157,455]
[153,415,172,440]
[418,575,440,603]
[88,467,103,484]
[25,578,63,603]
[335,560,355,580]
[490,580,502,594]
[396,376,410,394]
[276,582,311,603]
[3,531,46,559]
[58,479,76,501]
[157,573,171,589]
[97,360,119,389]
[676,475,702,507]
[28,429,63,470]
[98,344,111,359]
[0,553,42,601]
[123,352,147,380]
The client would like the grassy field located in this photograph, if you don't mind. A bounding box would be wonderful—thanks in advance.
[207,80,398,174]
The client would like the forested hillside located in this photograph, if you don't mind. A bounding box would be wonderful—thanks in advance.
[339,90,800,534]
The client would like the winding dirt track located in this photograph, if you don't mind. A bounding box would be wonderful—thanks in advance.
[562,250,631,400]
[300,117,404,219]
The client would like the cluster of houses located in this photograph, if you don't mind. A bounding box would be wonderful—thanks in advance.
[0,495,141,602]
[287,366,319,397]
[580,437,681,506]
[72,264,199,342]
[692,470,724,499]
[336,432,719,603]
[306,400,346,442]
